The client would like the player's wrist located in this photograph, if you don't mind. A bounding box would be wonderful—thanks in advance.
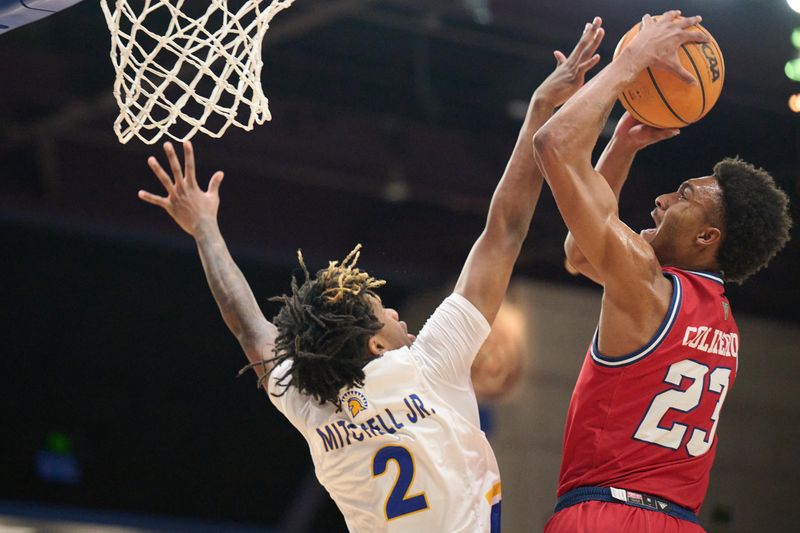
[192,216,221,240]
[608,134,641,154]
[615,45,650,82]
[530,91,559,112]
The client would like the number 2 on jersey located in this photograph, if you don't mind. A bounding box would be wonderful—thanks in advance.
[634,359,732,457]
[372,445,429,520]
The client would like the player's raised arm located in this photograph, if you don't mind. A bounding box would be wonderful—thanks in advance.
[564,113,680,284]
[455,20,604,323]
[534,13,708,353]
[138,141,278,380]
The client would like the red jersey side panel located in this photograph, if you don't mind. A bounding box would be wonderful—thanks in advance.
[557,268,738,513]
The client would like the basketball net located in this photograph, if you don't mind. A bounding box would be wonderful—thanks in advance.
[100,0,295,144]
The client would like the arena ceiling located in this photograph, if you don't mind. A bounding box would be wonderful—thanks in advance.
[0,0,798,321]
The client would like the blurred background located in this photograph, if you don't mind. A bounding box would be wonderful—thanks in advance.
[0,0,798,531]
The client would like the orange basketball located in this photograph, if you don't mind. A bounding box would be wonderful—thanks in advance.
[613,18,725,128]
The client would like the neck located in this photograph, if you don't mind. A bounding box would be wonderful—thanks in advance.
[661,258,721,275]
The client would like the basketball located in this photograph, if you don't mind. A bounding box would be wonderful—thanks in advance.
[613,18,725,128]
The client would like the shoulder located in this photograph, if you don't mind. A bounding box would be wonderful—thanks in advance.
[604,244,672,306]
[267,359,295,404]
[596,266,678,358]
[414,293,491,352]
[442,292,492,331]
[594,220,672,303]
[406,293,492,385]
[267,359,308,419]
[592,270,685,367]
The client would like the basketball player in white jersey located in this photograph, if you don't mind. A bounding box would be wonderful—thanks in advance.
[138,22,604,532]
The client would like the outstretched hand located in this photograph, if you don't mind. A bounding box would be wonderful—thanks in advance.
[138,141,224,237]
[534,16,605,108]
[612,112,679,151]
[629,10,708,85]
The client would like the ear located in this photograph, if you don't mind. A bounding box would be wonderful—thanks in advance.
[697,226,722,247]
[367,335,384,357]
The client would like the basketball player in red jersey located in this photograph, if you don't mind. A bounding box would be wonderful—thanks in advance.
[534,12,791,532]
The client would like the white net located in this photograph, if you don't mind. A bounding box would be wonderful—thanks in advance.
[100,0,295,144]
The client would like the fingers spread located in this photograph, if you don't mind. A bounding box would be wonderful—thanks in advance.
[586,26,605,56]
[679,15,703,28]
[578,54,601,73]
[183,140,198,188]
[571,23,592,55]
[682,29,709,44]
[138,190,168,207]
[148,156,175,193]
[674,64,698,85]
[163,142,184,186]
[661,10,681,21]
[208,171,224,195]
[572,18,603,60]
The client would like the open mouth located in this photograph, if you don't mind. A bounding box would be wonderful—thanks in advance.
[640,209,662,241]
[400,321,416,342]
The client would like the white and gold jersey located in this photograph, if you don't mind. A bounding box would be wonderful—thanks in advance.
[269,293,501,532]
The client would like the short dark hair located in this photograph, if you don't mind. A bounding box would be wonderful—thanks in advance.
[252,245,385,409]
[714,158,792,284]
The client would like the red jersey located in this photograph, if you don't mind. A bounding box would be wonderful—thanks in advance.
[557,267,739,514]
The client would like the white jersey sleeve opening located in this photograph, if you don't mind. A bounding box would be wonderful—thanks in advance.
[410,292,491,388]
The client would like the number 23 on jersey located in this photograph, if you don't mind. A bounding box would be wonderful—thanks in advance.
[635,359,733,457]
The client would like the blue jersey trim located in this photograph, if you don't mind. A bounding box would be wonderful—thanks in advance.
[554,486,698,524]
[683,269,724,285]
[591,273,682,368]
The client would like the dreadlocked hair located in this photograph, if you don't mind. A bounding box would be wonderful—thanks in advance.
[713,157,792,284]
[242,244,386,410]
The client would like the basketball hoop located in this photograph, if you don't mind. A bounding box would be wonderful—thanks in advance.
[100,0,295,144]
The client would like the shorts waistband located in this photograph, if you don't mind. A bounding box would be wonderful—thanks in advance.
[554,486,698,524]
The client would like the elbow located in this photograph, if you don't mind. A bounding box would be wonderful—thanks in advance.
[484,220,528,251]
[532,127,563,173]
[237,320,278,355]
[234,323,263,352]
[236,331,259,358]
[506,225,528,249]
[564,235,587,270]
[532,127,552,158]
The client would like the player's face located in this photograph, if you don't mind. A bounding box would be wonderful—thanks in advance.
[641,176,723,265]
[368,296,415,355]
